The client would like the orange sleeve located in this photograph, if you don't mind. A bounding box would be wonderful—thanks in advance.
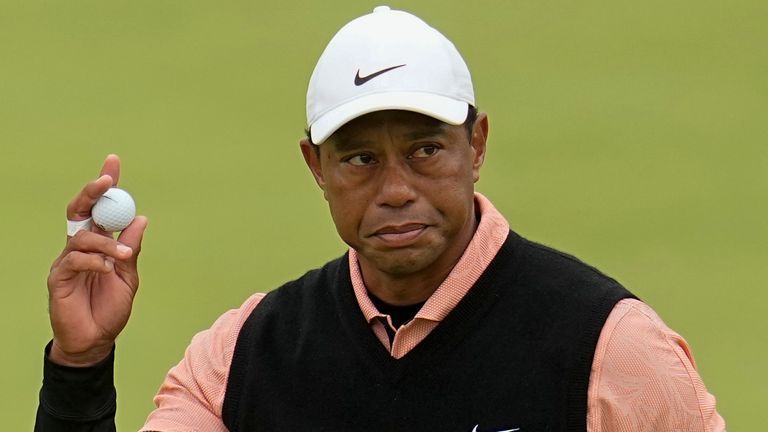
[587,298,726,432]
[140,293,265,432]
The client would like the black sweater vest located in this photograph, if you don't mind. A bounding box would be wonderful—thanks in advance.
[222,231,635,431]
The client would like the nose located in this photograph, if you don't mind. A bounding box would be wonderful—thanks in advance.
[375,160,417,208]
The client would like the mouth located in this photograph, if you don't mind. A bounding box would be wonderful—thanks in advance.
[371,223,428,247]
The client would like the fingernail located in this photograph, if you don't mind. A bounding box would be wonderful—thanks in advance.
[116,244,133,255]
[104,259,114,271]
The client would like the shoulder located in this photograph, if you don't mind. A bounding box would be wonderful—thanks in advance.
[593,299,698,374]
[255,254,348,310]
[180,291,268,374]
[224,254,351,360]
[198,292,268,364]
[503,233,634,310]
[515,234,622,287]
[143,256,349,431]
[141,292,267,431]
[588,298,726,431]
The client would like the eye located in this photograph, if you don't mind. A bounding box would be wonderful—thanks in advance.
[345,153,376,166]
[411,144,440,159]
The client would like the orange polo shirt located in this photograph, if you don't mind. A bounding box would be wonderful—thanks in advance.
[142,193,725,431]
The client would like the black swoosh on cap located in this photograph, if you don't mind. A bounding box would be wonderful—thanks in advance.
[354,64,406,86]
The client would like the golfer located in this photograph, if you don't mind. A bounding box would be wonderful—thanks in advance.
[37,7,725,431]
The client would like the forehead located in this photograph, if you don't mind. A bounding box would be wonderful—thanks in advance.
[327,110,456,149]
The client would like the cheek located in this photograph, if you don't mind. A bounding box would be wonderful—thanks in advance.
[326,199,355,245]
[425,161,477,223]
[429,156,476,195]
[324,178,367,243]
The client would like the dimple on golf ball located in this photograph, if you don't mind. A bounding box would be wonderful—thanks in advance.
[92,187,136,232]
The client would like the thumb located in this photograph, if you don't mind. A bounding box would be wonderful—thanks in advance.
[116,216,149,267]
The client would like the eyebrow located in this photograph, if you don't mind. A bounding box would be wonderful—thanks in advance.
[404,123,449,141]
[331,122,449,153]
[331,137,374,154]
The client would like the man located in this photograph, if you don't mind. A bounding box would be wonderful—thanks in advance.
[37,6,725,431]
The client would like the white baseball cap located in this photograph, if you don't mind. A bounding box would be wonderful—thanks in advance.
[306,6,475,144]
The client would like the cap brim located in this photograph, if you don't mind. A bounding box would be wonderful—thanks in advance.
[309,92,469,144]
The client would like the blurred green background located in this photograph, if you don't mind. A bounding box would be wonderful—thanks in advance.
[1,0,765,429]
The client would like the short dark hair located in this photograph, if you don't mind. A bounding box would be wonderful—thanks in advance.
[305,105,478,151]
[463,104,478,140]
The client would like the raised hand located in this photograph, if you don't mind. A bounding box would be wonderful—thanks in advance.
[47,154,148,366]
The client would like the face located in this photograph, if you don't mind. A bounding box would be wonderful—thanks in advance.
[301,110,488,282]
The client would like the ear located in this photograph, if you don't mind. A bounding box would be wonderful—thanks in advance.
[299,138,327,196]
[470,112,489,183]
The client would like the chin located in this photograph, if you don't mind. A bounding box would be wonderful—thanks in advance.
[369,249,439,278]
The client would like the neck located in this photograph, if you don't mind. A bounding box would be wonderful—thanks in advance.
[361,262,453,306]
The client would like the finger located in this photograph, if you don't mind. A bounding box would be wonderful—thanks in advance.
[99,154,121,186]
[66,175,114,221]
[66,230,134,261]
[54,251,114,281]
[65,154,121,222]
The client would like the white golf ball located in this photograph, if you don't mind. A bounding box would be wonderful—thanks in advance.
[92,187,136,232]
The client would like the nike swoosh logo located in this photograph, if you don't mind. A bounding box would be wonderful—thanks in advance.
[354,64,406,86]
[471,426,520,432]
